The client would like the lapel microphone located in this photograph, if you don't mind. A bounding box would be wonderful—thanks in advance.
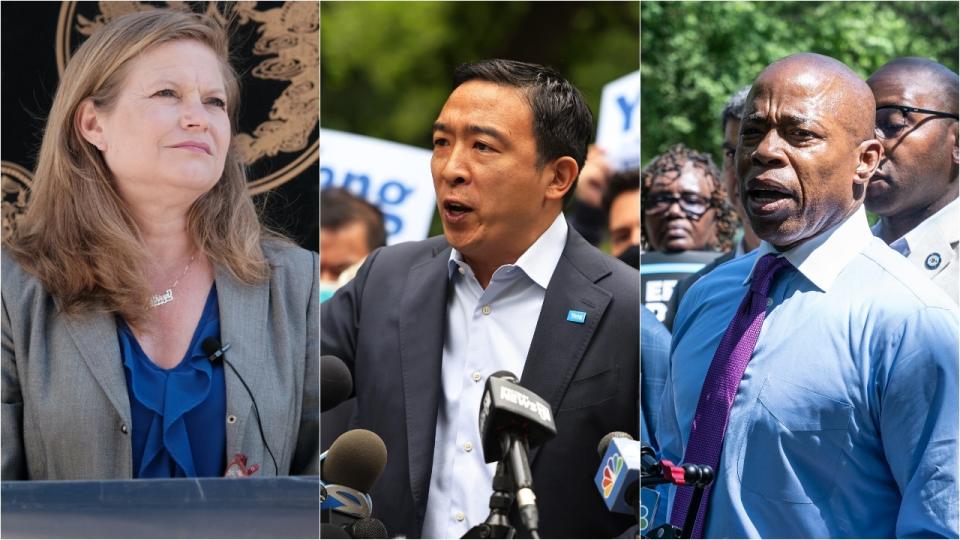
[202,337,279,475]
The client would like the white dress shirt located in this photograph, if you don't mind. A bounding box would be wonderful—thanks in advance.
[421,214,567,539]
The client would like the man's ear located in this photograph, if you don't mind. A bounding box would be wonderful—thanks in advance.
[544,156,579,202]
[950,122,958,165]
[76,98,106,151]
[854,138,884,186]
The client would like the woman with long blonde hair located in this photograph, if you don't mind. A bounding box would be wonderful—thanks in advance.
[2,9,317,479]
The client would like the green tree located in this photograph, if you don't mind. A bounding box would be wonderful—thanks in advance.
[641,1,959,165]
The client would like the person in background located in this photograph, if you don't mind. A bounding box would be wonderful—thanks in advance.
[659,52,957,538]
[319,187,387,302]
[640,144,737,322]
[2,10,318,480]
[641,144,737,254]
[663,85,759,330]
[866,57,958,305]
[602,169,641,261]
[566,144,613,246]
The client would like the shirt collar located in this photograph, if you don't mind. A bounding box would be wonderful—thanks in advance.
[746,205,873,292]
[447,213,568,289]
[901,197,959,248]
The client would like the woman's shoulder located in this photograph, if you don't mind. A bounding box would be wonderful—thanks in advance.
[260,237,317,283]
[1,250,45,303]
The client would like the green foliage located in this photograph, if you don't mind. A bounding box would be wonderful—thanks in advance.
[322,1,640,148]
[641,1,959,165]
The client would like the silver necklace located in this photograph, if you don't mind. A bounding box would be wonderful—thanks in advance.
[148,253,196,308]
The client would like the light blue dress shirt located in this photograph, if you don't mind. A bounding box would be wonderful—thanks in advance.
[659,206,959,538]
[422,214,568,539]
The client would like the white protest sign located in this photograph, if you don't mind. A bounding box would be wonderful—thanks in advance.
[595,70,640,172]
[320,129,435,245]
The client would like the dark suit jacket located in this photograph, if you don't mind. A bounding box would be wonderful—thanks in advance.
[321,227,639,538]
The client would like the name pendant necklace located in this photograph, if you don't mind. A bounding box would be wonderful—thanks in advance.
[149,253,196,308]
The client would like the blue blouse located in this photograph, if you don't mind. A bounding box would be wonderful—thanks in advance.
[117,285,226,478]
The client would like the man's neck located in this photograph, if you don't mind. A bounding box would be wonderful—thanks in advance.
[460,212,562,289]
[878,191,958,244]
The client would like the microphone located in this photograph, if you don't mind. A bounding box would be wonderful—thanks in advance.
[201,337,278,475]
[321,429,389,537]
[478,371,557,539]
[322,355,353,412]
[594,432,641,516]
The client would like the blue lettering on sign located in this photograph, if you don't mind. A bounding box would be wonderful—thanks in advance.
[343,172,371,199]
[321,167,421,239]
[378,180,414,206]
[320,166,335,189]
[616,92,640,131]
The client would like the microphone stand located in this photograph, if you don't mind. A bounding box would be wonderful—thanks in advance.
[461,461,516,539]
[641,464,714,539]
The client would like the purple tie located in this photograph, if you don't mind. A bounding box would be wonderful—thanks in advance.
[669,253,792,538]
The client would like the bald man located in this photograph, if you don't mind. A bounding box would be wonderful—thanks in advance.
[657,53,958,538]
[867,58,959,305]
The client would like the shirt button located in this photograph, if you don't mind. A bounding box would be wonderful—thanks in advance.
[481,305,492,315]
[227,415,237,424]
[455,511,465,522]
[464,442,473,452]
[120,423,128,434]
[472,371,482,383]
[458,266,466,275]
[766,297,774,307]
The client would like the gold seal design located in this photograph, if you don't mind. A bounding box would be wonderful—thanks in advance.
[1,161,33,242]
[56,1,319,194]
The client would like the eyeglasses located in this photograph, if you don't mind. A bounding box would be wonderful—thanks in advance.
[875,105,958,140]
[644,192,711,220]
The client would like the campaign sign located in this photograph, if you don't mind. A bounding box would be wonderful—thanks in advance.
[320,129,435,245]
[640,251,721,322]
[596,70,640,172]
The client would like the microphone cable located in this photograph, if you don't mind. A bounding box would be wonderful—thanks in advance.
[202,337,279,475]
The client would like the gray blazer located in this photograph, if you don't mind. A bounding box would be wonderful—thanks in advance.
[1,240,319,480]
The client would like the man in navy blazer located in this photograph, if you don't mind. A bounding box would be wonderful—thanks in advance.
[322,60,639,538]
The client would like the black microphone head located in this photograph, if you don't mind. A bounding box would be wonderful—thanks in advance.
[597,431,634,458]
[322,355,354,412]
[489,370,519,383]
[478,373,557,463]
[348,517,388,539]
[322,429,387,493]
[321,523,351,539]
[201,337,222,361]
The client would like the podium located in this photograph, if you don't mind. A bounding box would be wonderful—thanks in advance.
[1,476,320,538]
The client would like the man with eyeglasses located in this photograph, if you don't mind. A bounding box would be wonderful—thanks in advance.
[866,57,959,305]
[656,53,958,538]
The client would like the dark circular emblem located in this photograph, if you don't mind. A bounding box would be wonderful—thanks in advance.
[925,253,942,270]
[56,1,318,195]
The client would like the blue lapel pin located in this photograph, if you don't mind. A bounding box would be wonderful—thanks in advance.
[566,310,587,324]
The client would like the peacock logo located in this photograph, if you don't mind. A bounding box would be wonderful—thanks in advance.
[601,453,624,498]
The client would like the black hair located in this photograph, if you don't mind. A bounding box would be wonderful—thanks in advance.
[640,144,738,252]
[721,85,752,132]
[452,59,594,205]
[320,188,387,251]
[602,169,640,216]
